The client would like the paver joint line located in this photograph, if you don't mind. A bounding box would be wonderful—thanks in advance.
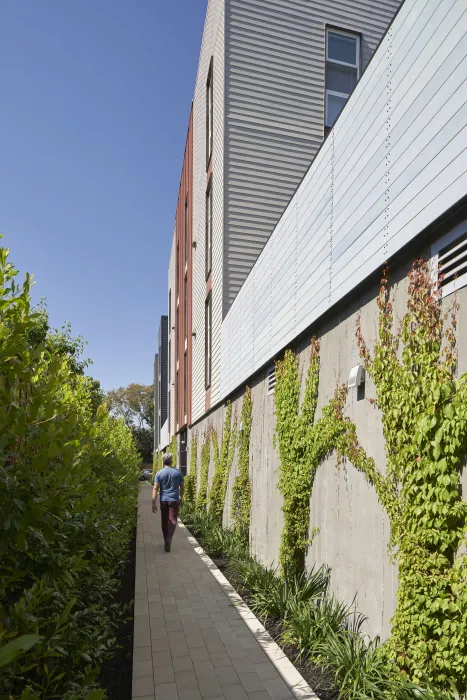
[132,487,318,700]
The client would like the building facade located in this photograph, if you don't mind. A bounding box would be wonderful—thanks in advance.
[154,315,168,453]
[189,0,402,424]
[153,353,159,452]
[158,0,467,637]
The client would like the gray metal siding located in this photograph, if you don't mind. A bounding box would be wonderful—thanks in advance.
[221,0,467,399]
[223,0,401,316]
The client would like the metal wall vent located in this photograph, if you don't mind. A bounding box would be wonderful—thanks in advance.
[267,366,277,396]
[438,230,467,292]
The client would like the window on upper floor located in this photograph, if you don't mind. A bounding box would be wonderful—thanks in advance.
[176,244,180,302]
[325,29,360,128]
[184,273,188,341]
[168,339,171,382]
[206,57,214,168]
[205,177,213,279]
[205,293,212,390]
[176,307,179,361]
[184,195,189,265]
[184,351,188,419]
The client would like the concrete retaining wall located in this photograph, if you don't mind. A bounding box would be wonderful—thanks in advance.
[188,242,467,640]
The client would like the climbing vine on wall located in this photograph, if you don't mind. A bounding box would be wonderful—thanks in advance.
[152,451,162,482]
[196,430,211,512]
[169,434,177,466]
[337,261,467,690]
[274,340,346,576]
[231,387,253,544]
[185,435,197,506]
[209,403,237,524]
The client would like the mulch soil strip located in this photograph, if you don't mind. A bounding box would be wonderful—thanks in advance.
[98,525,136,700]
[208,550,339,700]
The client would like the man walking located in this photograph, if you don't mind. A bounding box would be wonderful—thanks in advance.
[152,453,184,552]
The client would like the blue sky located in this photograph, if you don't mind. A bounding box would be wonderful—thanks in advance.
[0,0,206,390]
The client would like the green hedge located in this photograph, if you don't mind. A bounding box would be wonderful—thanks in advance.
[0,246,140,699]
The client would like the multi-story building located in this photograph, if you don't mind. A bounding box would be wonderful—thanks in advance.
[168,0,402,432]
[153,353,159,453]
[154,315,168,453]
[160,0,467,637]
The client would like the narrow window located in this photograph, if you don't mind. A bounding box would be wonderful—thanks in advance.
[184,352,187,418]
[168,289,172,330]
[205,293,212,389]
[325,29,360,128]
[184,273,188,341]
[205,177,213,279]
[175,371,179,427]
[184,195,189,265]
[176,244,180,302]
[168,339,171,382]
[206,57,213,168]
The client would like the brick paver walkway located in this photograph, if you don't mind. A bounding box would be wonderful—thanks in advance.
[132,486,301,700]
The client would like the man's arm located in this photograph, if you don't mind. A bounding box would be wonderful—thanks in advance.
[179,482,185,504]
[152,481,160,513]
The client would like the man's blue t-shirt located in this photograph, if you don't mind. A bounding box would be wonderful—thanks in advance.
[155,467,184,503]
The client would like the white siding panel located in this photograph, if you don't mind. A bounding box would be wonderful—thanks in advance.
[221,0,467,401]
[211,5,225,408]
[191,0,225,423]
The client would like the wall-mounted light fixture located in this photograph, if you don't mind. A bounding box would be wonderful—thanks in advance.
[348,364,365,389]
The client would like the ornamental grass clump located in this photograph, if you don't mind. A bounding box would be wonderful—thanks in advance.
[0,245,140,699]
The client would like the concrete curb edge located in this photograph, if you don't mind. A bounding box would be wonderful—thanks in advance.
[178,521,319,700]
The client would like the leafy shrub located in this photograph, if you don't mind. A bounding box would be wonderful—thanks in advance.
[282,596,364,662]
[318,630,393,700]
[246,566,330,622]
[0,246,140,699]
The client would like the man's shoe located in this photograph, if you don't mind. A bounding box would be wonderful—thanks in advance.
[164,539,171,552]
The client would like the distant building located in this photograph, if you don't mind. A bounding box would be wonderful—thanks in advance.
[153,353,159,452]
[154,315,168,453]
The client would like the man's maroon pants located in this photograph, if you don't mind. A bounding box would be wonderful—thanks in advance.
[160,501,179,542]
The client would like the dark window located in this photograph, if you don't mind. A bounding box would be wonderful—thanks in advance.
[184,352,187,418]
[205,293,212,389]
[205,178,212,279]
[168,339,171,382]
[206,57,213,168]
[168,289,171,330]
[325,29,360,128]
[184,196,189,265]
[179,428,187,474]
[184,274,188,341]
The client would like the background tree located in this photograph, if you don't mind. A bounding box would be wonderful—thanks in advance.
[107,383,154,462]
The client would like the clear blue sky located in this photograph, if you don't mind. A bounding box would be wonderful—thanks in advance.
[0,0,206,391]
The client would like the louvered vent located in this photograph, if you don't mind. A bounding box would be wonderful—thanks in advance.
[438,231,467,292]
[267,367,277,396]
